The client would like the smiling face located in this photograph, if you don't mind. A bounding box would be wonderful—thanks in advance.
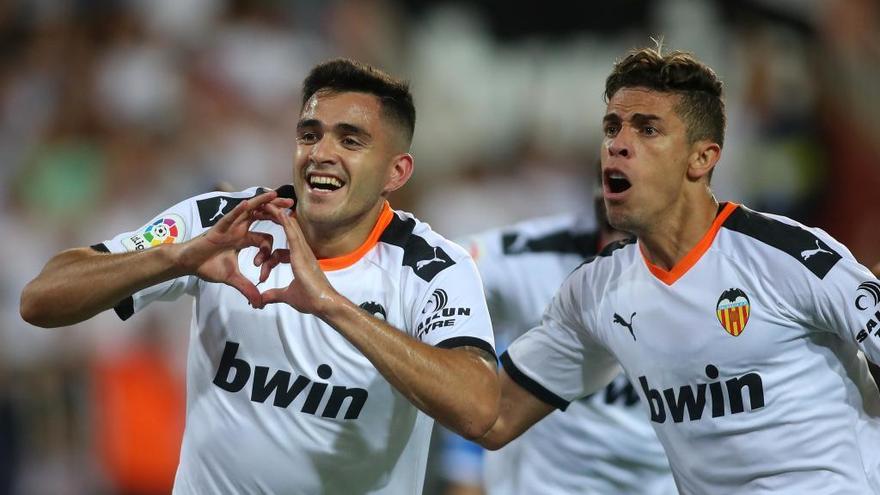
[293,90,411,234]
[600,87,697,236]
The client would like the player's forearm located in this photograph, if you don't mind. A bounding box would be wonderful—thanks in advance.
[317,295,500,440]
[475,370,555,450]
[20,245,188,327]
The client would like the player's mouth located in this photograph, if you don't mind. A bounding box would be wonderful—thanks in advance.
[306,172,346,196]
[603,168,632,200]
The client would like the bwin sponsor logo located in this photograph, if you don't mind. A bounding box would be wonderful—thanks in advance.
[213,341,368,419]
[639,365,765,423]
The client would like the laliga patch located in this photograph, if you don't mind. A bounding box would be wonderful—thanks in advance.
[123,214,186,251]
[716,288,750,337]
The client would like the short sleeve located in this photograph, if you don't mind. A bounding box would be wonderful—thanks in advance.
[408,255,496,361]
[502,271,620,410]
[795,252,880,365]
[95,196,204,320]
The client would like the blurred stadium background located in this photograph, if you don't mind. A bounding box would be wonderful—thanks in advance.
[1,0,879,493]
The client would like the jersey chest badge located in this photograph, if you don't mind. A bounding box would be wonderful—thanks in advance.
[716,288,750,337]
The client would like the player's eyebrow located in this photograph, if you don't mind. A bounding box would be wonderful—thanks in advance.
[631,113,663,125]
[334,123,372,141]
[296,119,372,141]
[603,113,663,125]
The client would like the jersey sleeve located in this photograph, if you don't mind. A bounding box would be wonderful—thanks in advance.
[790,240,880,364]
[408,254,496,361]
[501,270,620,410]
[94,196,204,320]
[458,230,508,324]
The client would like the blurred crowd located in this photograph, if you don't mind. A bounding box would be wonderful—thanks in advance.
[1,0,878,494]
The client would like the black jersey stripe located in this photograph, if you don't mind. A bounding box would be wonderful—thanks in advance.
[435,337,497,364]
[501,229,600,258]
[723,206,841,279]
[500,352,570,411]
[379,214,456,282]
[575,236,636,271]
[89,243,135,321]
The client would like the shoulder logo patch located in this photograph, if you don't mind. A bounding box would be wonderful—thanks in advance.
[123,214,186,251]
[723,207,842,279]
[800,240,834,261]
[196,188,269,228]
[716,288,750,337]
[422,289,449,314]
[855,281,880,311]
[197,196,245,228]
[408,245,454,282]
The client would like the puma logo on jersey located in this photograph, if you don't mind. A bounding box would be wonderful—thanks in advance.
[639,365,765,423]
[416,246,447,271]
[800,240,833,261]
[613,312,637,341]
[213,341,368,419]
[209,197,228,221]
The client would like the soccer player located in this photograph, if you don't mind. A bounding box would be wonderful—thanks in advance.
[20,59,499,494]
[475,45,880,494]
[459,191,676,494]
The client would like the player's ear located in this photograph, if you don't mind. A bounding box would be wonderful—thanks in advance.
[686,140,721,182]
[383,153,414,194]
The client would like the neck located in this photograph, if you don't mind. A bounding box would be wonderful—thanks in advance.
[637,190,719,271]
[299,201,388,260]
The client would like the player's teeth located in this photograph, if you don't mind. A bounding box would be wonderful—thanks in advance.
[610,173,625,179]
[310,176,342,187]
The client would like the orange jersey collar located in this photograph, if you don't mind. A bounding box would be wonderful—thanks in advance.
[317,201,394,271]
[641,202,739,286]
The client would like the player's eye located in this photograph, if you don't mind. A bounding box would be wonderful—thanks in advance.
[642,126,658,136]
[604,124,619,137]
[342,137,363,148]
[298,132,319,144]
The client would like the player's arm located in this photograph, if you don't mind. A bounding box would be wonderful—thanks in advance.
[258,205,499,440]
[20,192,290,328]
[305,297,498,440]
[476,368,554,450]
[873,262,880,278]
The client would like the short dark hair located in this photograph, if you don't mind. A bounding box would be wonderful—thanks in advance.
[301,58,416,146]
[605,46,725,148]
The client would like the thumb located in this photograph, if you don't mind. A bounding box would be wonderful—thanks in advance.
[259,288,287,308]
[226,272,262,308]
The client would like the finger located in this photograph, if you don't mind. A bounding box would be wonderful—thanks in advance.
[245,190,279,213]
[269,197,295,209]
[214,199,249,232]
[245,231,274,263]
[226,272,262,308]
[259,288,287,307]
[259,249,290,283]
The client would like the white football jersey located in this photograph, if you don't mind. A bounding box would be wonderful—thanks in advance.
[505,203,880,495]
[463,214,675,495]
[96,186,496,495]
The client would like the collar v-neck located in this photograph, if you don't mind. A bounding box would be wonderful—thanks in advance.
[640,202,739,286]
[316,201,394,271]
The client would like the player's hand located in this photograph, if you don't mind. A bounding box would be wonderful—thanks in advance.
[176,191,293,306]
[255,204,340,316]
[872,262,880,278]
